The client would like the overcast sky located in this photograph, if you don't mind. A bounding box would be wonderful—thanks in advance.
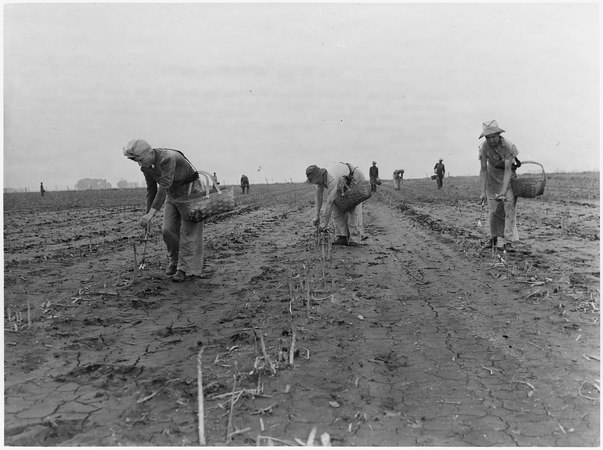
[3,1,600,190]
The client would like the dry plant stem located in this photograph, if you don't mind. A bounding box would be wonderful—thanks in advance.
[298,346,311,359]
[289,330,296,366]
[513,380,535,391]
[258,333,277,375]
[227,427,251,439]
[578,381,600,401]
[321,235,325,260]
[136,390,159,404]
[306,268,311,319]
[211,386,268,402]
[226,374,237,443]
[197,348,206,445]
[306,426,317,446]
[132,243,138,280]
[256,436,297,446]
[139,226,149,267]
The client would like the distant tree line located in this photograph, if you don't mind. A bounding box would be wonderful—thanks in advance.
[75,178,112,190]
[116,179,140,189]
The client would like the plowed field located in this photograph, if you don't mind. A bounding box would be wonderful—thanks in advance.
[4,172,600,446]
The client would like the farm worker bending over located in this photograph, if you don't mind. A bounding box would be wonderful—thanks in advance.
[123,139,204,282]
[240,174,250,194]
[393,169,404,190]
[478,120,520,251]
[306,163,366,247]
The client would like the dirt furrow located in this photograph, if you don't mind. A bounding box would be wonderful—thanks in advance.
[4,182,599,446]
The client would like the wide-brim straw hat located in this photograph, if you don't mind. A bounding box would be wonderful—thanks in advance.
[479,120,505,139]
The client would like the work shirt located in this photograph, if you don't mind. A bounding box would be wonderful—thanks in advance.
[478,137,518,170]
[369,165,379,178]
[323,162,366,205]
[479,136,518,194]
[141,148,198,212]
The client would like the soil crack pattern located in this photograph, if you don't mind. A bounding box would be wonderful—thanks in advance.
[4,179,599,446]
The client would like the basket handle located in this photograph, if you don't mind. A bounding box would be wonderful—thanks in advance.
[197,170,223,198]
[517,160,545,175]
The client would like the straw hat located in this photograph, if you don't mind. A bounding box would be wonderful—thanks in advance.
[479,120,505,139]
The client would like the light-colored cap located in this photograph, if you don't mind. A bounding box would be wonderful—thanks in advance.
[123,139,152,158]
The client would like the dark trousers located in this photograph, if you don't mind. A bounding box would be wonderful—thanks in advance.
[370,177,378,192]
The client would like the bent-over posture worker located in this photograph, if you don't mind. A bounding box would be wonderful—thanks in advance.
[305,162,366,246]
[393,169,404,190]
[240,174,250,194]
[123,139,204,282]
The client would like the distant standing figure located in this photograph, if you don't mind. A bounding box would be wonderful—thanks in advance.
[40,182,46,197]
[240,174,250,194]
[393,169,404,190]
[306,162,366,246]
[369,161,379,192]
[434,159,445,189]
[123,139,205,282]
[478,120,520,250]
[213,172,220,185]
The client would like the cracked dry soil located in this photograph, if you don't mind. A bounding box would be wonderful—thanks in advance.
[4,173,600,446]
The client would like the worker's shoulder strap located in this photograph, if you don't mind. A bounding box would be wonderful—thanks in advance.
[339,162,355,177]
[339,162,356,186]
[163,148,200,185]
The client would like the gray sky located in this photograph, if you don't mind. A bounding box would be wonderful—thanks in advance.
[3,1,600,190]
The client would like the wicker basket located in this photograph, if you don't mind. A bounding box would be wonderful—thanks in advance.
[173,171,235,222]
[511,161,546,198]
[333,180,372,212]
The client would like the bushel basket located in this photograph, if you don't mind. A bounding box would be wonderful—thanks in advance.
[511,160,546,198]
[333,180,372,212]
[173,171,235,222]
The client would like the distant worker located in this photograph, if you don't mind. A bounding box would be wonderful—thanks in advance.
[369,161,379,192]
[40,182,46,197]
[478,120,520,250]
[306,163,366,247]
[434,158,445,189]
[240,174,250,194]
[123,139,204,282]
[393,169,404,190]
[213,172,220,185]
